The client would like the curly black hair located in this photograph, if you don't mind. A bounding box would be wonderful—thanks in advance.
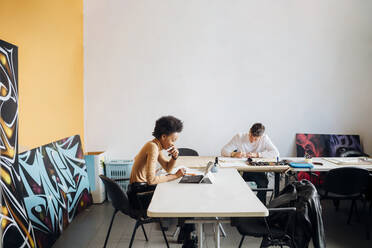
[152,116,183,139]
[250,123,265,137]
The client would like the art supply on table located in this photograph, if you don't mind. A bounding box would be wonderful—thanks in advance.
[289,162,314,169]
[247,157,289,166]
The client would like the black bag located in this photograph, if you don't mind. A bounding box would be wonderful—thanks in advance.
[269,180,326,248]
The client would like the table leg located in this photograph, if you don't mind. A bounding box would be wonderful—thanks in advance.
[219,223,226,237]
[215,217,226,237]
[274,172,280,197]
[285,173,289,187]
[198,223,203,248]
[214,222,220,248]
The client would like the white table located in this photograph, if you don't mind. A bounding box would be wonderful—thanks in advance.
[148,156,372,247]
[174,156,372,197]
[174,156,291,197]
[176,156,372,172]
[218,156,372,193]
[147,168,268,247]
[285,157,372,172]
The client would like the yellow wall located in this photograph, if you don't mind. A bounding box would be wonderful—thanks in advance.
[1,0,84,150]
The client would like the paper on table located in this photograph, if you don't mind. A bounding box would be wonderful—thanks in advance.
[218,157,277,163]
[219,162,246,168]
[168,166,204,175]
[218,157,247,162]
[323,157,372,165]
[252,158,277,163]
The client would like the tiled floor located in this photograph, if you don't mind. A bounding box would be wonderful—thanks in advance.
[53,200,372,248]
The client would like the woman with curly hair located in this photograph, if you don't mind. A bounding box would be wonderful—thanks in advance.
[128,115,186,209]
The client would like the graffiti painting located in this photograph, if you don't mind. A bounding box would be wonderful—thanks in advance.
[17,135,92,247]
[0,39,91,248]
[296,133,365,157]
[0,39,36,248]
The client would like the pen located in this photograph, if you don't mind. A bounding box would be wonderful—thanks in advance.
[185,173,196,176]
[167,146,175,156]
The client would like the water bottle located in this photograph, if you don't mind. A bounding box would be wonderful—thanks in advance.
[211,157,219,173]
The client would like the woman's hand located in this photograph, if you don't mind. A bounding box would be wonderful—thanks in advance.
[168,146,179,160]
[175,168,186,178]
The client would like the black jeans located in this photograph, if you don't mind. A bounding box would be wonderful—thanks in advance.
[177,219,196,244]
[127,182,156,211]
[242,172,269,204]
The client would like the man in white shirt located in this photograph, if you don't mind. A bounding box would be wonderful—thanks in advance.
[221,123,279,204]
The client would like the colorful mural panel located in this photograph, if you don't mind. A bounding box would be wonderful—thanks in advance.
[0,39,36,248]
[18,135,92,247]
[296,133,365,157]
[0,39,91,248]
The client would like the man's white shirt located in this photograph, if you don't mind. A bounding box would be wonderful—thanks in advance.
[221,133,280,158]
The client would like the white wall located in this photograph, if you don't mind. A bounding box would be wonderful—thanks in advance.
[84,0,372,159]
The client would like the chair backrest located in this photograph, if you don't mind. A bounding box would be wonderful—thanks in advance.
[178,148,199,156]
[99,175,131,214]
[341,150,369,157]
[324,167,369,195]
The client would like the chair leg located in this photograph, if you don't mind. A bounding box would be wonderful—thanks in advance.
[355,200,360,221]
[140,223,148,241]
[103,210,118,248]
[289,236,296,248]
[366,213,371,240]
[347,200,355,224]
[333,199,340,211]
[129,220,140,248]
[172,226,181,239]
[362,198,371,240]
[238,235,245,248]
[158,219,170,248]
[259,237,266,248]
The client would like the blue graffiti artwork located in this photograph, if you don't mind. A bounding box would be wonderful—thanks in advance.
[17,135,92,247]
[1,39,91,248]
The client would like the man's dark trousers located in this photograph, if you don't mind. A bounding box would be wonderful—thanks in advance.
[242,172,269,205]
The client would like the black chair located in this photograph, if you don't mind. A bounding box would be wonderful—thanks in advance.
[367,173,372,213]
[178,148,199,156]
[232,207,296,248]
[309,152,370,190]
[233,185,296,248]
[99,175,169,248]
[318,167,370,239]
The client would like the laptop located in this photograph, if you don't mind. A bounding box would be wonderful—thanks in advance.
[179,161,214,184]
